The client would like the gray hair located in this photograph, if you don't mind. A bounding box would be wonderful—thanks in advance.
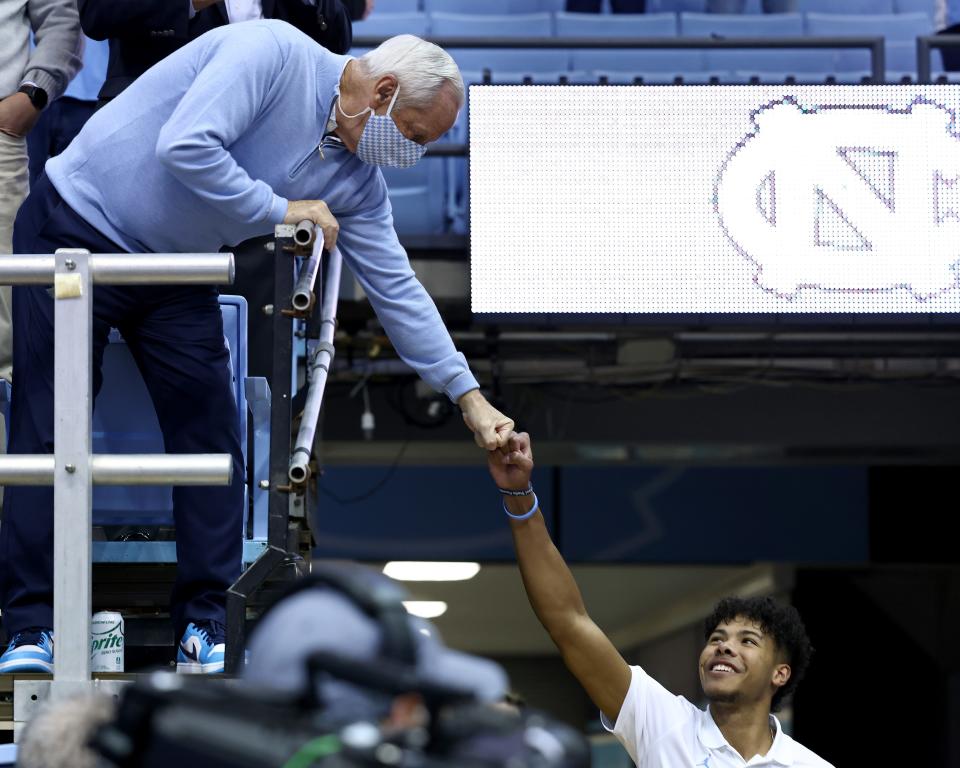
[17,693,116,768]
[357,35,464,110]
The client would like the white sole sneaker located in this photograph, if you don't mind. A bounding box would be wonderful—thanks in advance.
[0,658,54,674]
[176,660,224,674]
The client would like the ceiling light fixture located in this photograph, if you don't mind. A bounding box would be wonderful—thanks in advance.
[402,601,448,619]
[383,561,480,582]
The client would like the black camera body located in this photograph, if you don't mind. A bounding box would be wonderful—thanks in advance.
[93,672,590,768]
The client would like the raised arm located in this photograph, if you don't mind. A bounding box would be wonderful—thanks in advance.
[335,195,513,449]
[487,432,632,722]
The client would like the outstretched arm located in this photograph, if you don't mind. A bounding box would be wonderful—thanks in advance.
[487,432,632,722]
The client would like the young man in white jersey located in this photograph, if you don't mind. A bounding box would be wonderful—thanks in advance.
[486,431,834,768]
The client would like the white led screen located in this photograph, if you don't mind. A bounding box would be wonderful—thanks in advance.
[469,85,960,314]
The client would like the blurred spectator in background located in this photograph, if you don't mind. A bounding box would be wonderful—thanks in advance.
[706,0,796,11]
[16,692,116,768]
[343,0,375,19]
[0,0,81,383]
[79,0,356,105]
[566,0,645,12]
[27,34,108,187]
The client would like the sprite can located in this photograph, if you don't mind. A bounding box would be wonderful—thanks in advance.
[91,611,124,672]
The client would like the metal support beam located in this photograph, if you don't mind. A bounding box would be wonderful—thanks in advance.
[53,249,94,686]
[224,225,303,673]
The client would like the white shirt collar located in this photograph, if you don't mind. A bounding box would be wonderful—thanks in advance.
[700,708,794,766]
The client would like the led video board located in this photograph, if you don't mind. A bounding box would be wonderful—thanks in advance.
[469,85,960,315]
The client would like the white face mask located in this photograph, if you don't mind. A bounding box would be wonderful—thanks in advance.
[337,85,427,169]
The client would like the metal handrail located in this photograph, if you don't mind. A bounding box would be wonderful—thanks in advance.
[289,231,342,485]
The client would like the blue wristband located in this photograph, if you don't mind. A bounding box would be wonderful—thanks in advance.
[503,492,539,521]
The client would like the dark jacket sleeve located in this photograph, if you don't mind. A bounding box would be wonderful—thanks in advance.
[341,0,366,20]
[269,0,353,55]
[78,0,191,41]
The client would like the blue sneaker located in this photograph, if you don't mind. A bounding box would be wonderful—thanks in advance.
[176,621,225,674]
[0,628,54,674]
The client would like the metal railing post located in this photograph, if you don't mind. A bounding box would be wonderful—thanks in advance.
[53,249,93,686]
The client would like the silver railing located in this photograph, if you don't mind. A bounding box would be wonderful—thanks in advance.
[0,249,234,699]
[288,227,342,485]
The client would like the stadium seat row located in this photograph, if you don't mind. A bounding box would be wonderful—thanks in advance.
[374,0,934,15]
[354,11,936,42]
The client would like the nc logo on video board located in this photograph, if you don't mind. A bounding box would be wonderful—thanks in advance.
[714,97,960,300]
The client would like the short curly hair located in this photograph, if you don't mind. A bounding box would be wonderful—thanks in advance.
[703,596,814,712]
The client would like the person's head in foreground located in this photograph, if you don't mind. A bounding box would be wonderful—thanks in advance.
[335,35,464,168]
[699,596,814,714]
[243,563,507,731]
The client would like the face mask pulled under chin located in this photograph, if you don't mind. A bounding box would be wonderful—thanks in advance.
[338,85,427,169]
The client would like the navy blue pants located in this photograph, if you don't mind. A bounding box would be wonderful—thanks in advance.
[0,174,244,638]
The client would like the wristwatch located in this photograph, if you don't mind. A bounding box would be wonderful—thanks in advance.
[17,84,48,111]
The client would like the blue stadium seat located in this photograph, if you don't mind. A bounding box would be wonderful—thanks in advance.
[381,160,448,235]
[451,49,570,73]
[554,12,678,37]
[680,12,804,36]
[646,0,707,11]
[375,0,421,11]
[424,0,562,12]
[706,49,835,73]
[679,12,806,71]
[798,0,894,12]
[893,0,936,15]
[430,12,554,37]
[571,48,705,72]
[804,11,933,38]
[887,41,920,72]
[805,12,934,73]
[352,12,429,37]
[90,295,270,563]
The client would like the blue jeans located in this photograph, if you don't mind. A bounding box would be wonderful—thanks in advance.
[0,174,244,637]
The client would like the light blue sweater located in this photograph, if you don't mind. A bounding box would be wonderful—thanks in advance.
[45,19,477,401]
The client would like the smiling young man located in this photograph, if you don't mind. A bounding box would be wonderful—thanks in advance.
[486,431,834,768]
